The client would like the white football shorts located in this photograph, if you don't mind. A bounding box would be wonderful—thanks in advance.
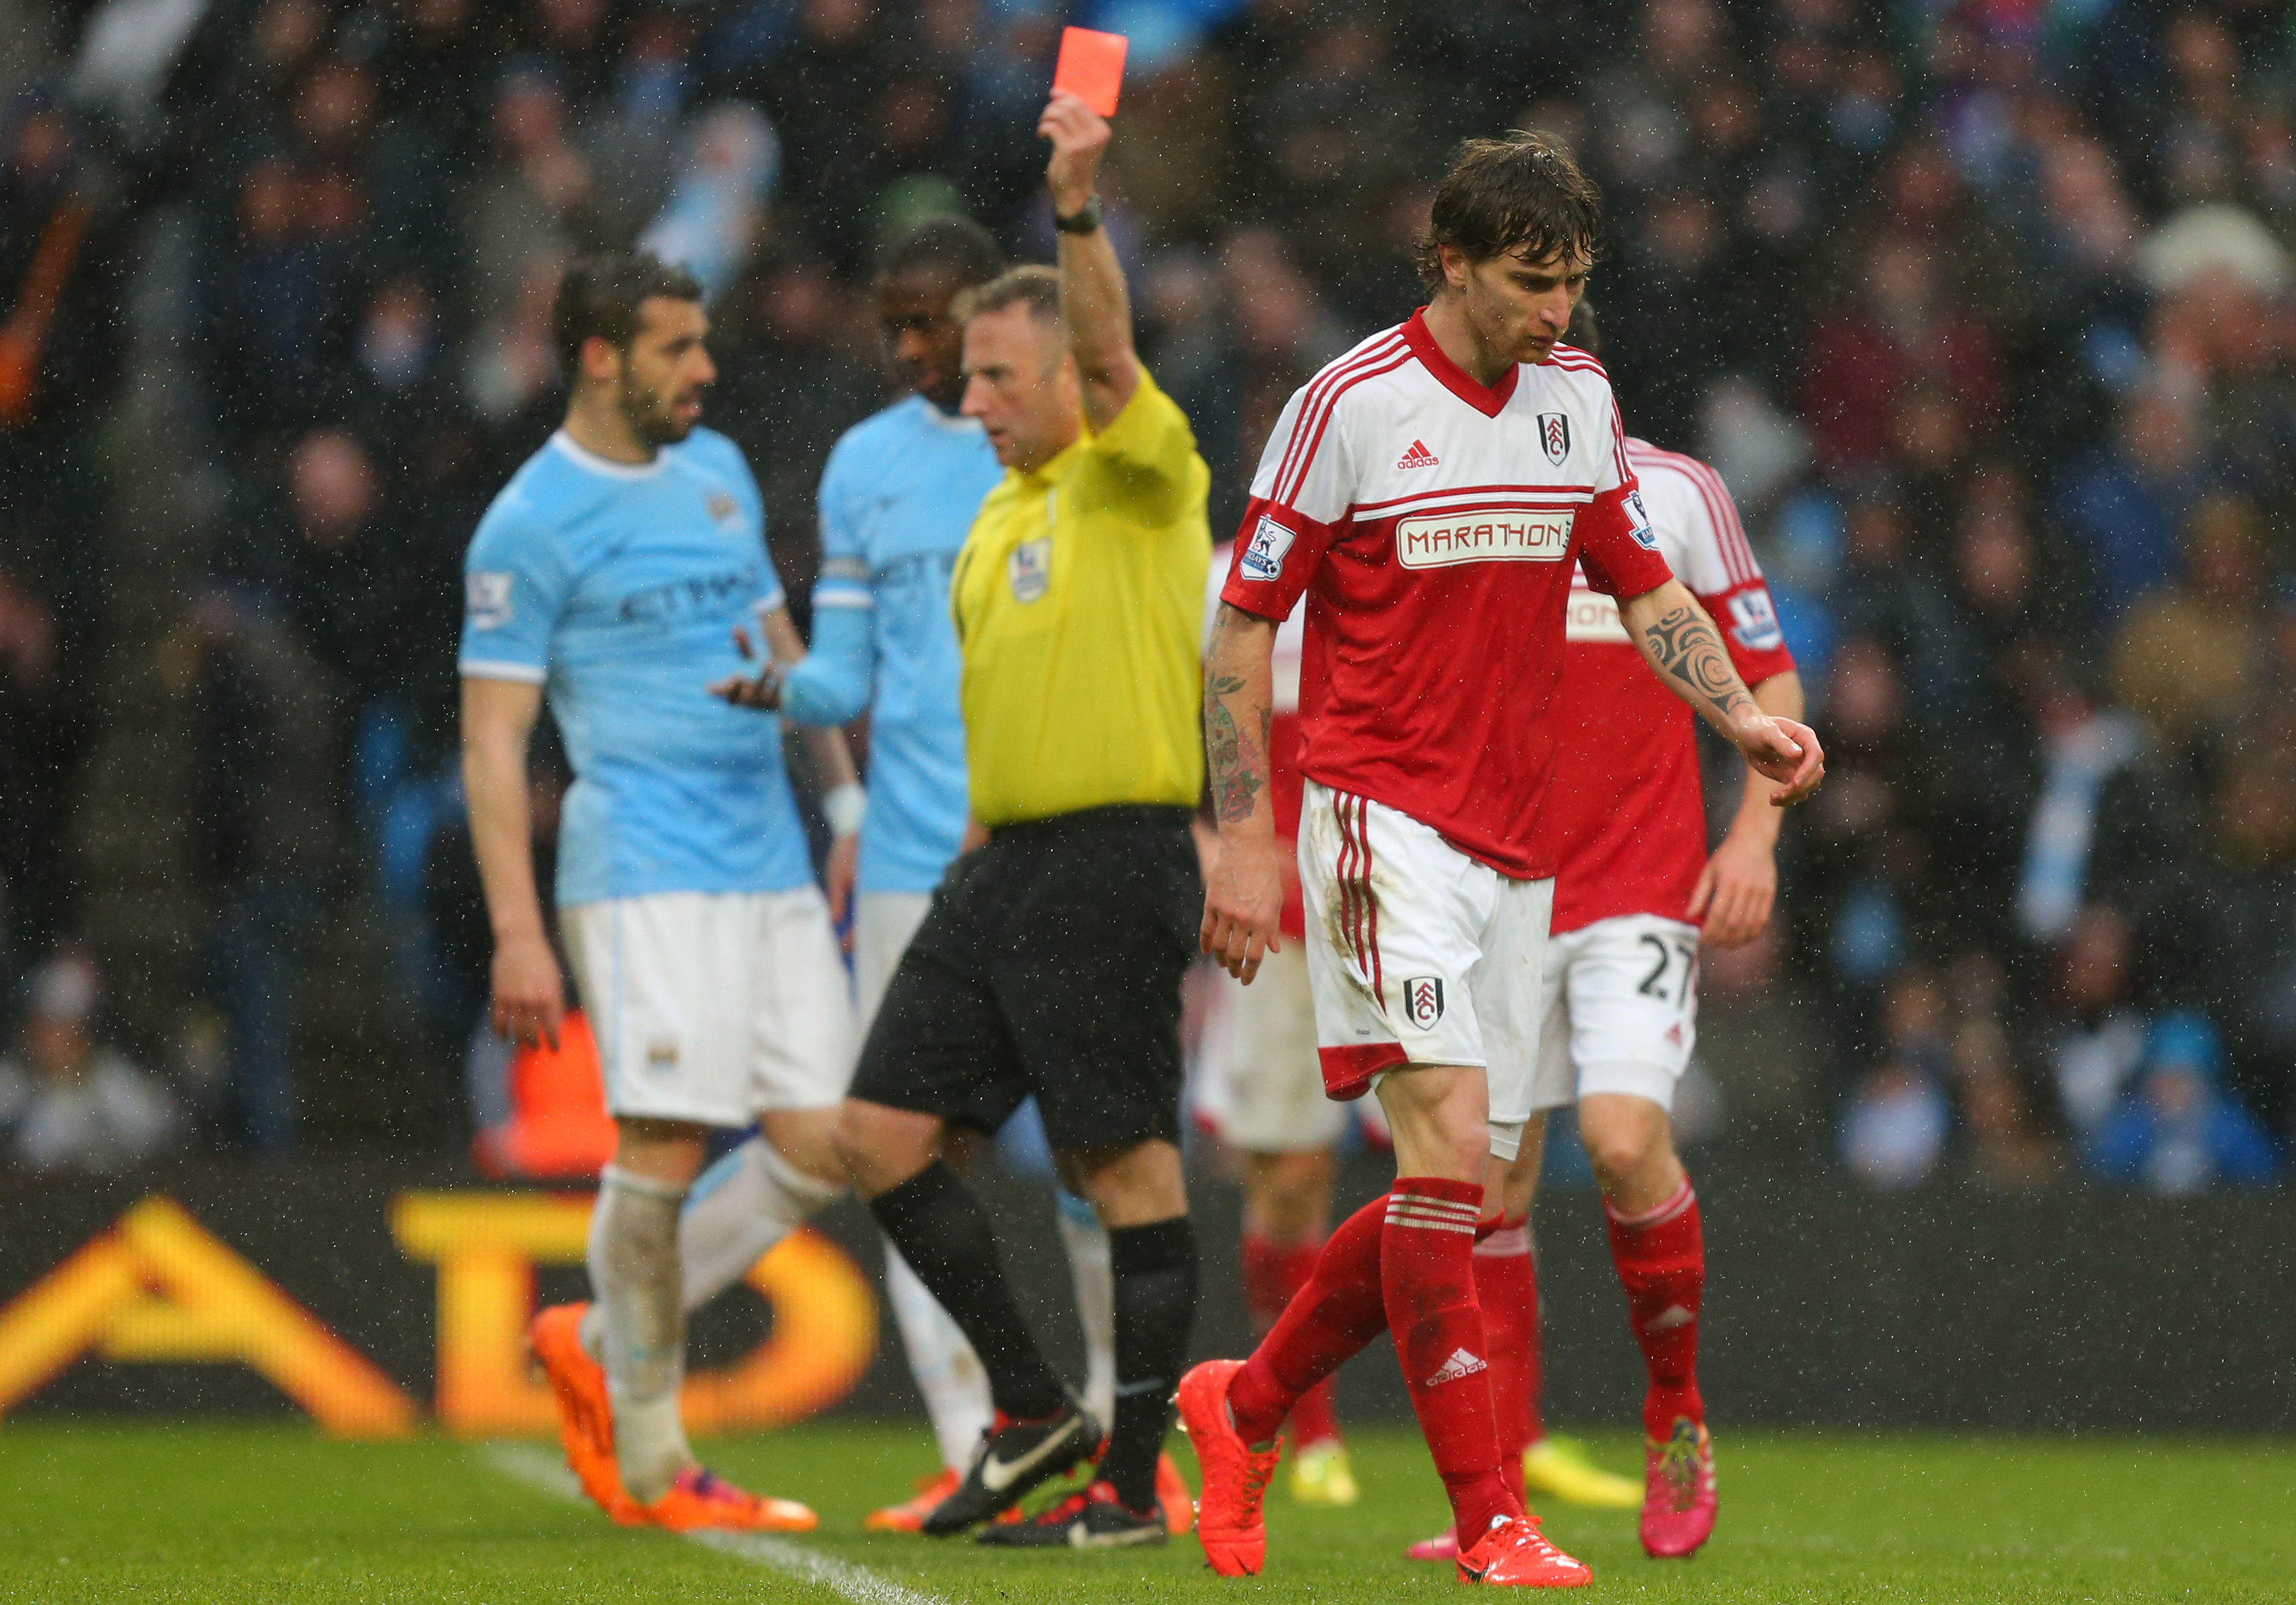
[563,887,857,1128]
[1297,780,1553,1161]
[853,890,933,1031]
[1201,942,1349,1152]
[1529,913,1701,1114]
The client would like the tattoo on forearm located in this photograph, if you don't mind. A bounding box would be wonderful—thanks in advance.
[1204,671,1269,824]
[1643,605,1752,720]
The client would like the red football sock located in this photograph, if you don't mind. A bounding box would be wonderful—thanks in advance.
[1472,1214,1535,1506]
[1284,1373,1342,1449]
[1240,1228,1342,1448]
[1227,1196,1387,1446]
[1385,1178,1521,1548]
[1523,1235,1544,1446]
[1240,1230,1315,1331]
[1605,1178,1704,1440]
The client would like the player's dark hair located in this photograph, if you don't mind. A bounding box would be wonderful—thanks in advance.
[953,263,1061,326]
[879,215,1004,291]
[1565,297,1599,356]
[550,253,705,374]
[1414,131,1603,292]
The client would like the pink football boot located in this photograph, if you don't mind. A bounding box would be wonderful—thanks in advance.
[1640,1417,1717,1558]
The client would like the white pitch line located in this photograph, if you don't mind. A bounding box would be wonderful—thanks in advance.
[483,1442,955,1605]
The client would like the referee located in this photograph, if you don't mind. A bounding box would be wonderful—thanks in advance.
[836,90,1209,1547]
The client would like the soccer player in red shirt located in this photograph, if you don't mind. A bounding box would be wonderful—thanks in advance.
[1176,135,1824,1589]
[1404,303,1803,1566]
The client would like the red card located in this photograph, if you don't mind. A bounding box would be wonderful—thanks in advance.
[1053,26,1128,118]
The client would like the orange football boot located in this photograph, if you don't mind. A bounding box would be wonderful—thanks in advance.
[1157,1450,1195,1535]
[1456,1514,1593,1588]
[867,1468,962,1533]
[527,1302,643,1524]
[1174,1360,1282,1577]
[644,1467,819,1533]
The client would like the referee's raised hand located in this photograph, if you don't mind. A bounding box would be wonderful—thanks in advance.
[1038,89,1110,213]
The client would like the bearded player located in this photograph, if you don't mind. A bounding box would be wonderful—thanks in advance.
[1404,303,1801,1566]
[467,254,861,1530]
[1177,134,1823,1587]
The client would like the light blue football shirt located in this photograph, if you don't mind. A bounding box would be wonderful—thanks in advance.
[778,394,1002,894]
[459,427,812,906]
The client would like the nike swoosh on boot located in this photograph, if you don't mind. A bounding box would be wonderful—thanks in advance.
[980,1417,1086,1493]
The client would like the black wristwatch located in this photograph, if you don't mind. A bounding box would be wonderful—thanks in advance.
[1054,196,1103,234]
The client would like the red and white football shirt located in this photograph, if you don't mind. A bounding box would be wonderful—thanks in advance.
[1544,439,1796,933]
[1206,543,1307,938]
[1220,310,1675,881]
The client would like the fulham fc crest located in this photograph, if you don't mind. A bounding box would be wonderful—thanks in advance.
[1402,975,1446,1030]
[1536,411,1570,467]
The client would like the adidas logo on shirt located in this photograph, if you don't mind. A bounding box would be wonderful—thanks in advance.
[1425,1347,1488,1386]
[1395,439,1439,470]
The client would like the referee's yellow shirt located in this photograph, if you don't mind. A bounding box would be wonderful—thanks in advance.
[953,366,1212,827]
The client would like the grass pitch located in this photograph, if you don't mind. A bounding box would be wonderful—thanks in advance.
[1,1421,2287,1602]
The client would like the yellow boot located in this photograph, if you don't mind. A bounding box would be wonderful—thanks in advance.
[1288,1439,1360,1506]
[1524,1435,1642,1508]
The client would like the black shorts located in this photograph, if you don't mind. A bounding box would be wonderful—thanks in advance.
[851,805,1201,1152]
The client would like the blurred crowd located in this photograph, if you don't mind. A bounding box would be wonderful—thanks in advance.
[0,0,2291,1192]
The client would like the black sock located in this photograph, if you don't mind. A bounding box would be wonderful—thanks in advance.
[871,1163,1066,1421]
[1099,1215,1198,1514]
